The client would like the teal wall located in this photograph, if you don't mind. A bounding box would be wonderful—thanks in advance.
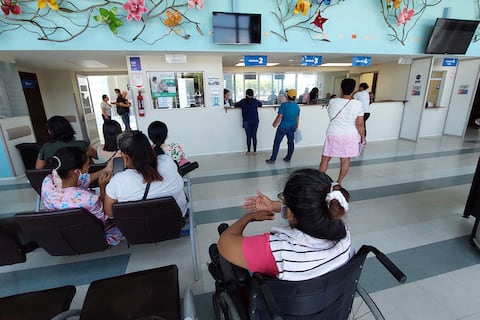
[1,0,479,57]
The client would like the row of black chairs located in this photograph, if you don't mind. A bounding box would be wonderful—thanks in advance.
[0,264,195,320]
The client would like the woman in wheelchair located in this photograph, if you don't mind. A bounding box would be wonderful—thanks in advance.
[41,146,122,245]
[103,130,188,217]
[218,168,353,281]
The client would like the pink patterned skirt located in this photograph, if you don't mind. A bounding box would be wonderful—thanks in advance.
[322,134,360,158]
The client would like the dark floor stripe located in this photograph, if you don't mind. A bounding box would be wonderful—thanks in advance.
[194,236,480,319]
[0,183,31,192]
[0,254,130,298]
[191,147,480,185]
[194,174,474,226]
[359,236,480,293]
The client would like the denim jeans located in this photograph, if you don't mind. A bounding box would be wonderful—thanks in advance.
[244,122,258,152]
[269,126,295,161]
[121,112,131,131]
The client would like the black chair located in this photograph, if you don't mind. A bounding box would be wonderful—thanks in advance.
[15,208,109,256]
[51,265,195,320]
[112,196,199,280]
[0,285,76,320]
[210,245,407,320]
[0,225,26,266]
[25,164,107,211]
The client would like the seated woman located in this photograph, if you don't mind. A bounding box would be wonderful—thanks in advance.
[41,147,121,246]
[218,169,352,281]
[36,115,97,169]
[147,121,189,167]
[96,120,122,163]
[103,131,187,217]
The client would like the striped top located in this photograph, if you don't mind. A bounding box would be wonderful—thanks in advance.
[243,226,352,281]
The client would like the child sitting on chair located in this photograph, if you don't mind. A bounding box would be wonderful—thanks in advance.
[147,121,189,167]
[41,146,121,246]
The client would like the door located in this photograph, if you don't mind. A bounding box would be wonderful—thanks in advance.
[443,59,480,136]
[18,72,50,144]
[399,57,433,141]
[76,75,100,146]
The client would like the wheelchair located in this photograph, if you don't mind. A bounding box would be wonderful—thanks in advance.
[208,225,406,320]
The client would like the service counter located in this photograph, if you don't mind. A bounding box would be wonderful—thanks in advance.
[136,101,405,156]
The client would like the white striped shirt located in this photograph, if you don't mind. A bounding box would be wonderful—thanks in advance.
[269,226,353,281]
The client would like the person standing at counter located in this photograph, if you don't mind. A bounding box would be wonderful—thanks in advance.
[319,78,365,184]
[353,82,370,136]
[266,89,300,163]
[235,89,262,155]
[224,89,232,107]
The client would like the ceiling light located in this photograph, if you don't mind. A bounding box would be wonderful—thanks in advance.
[65,60,108,68]
[235,62,280,67]
[321,62,352,67]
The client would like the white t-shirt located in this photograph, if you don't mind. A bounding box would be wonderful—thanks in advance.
[101,101,112,117]
[106,155,187,216]
[326,98,364,136]
[353,90,370,113]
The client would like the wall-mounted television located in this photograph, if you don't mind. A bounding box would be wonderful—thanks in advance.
[212,12,261,44]
[425,18,479,54]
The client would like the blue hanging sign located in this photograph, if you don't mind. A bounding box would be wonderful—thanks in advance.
[442,58,458,67]
[244,55,267,66]
[129,57,142,71]
[301,55,322,66]
[352,56,371,67]
[21,79,36,89]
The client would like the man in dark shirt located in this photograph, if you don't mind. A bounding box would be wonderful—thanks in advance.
[114,88,131,131]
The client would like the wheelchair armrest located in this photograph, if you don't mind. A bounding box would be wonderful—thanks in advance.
[50,309,81,320]
[178,161,199,177]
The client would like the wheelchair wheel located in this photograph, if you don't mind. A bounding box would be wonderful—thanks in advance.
[348,285,385,320]
[213,291,242,320]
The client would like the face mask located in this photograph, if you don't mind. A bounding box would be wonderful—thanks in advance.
[280,204,288,220]
[77,172,89,186]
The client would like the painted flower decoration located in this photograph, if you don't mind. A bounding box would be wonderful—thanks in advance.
[187,0,204,9]
[294,0,311,16]
[38,0,59,11]
[387,0,402,9]
[311,11,328,31]
[164,9,182,28]
[123,0,148,21]
[397,7,414,26]
[1,0,22,15]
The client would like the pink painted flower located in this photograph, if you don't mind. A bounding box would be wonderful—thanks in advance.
[187,0,204,9]
[123,0,148,21]
[397,7,414,26]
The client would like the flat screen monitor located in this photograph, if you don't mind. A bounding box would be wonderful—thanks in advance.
[425,18,479,54]
[213,12,261,44]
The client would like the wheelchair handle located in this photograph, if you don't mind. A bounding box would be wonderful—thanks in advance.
[361,245,407,283]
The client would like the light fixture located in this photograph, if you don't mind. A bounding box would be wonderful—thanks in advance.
[65,60,108,68]
[235,62,280,67]
[320,62,352,67]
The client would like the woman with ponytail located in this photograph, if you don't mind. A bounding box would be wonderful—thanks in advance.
[147,121,189,166]
[218,169,352,281]
[103,130,187,217]
[41,147,121,246]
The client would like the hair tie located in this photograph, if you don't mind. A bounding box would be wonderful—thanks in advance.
[325,190,349,212]
[51,156,62,190]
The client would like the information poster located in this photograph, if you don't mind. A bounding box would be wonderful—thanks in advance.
[208,76,221,107]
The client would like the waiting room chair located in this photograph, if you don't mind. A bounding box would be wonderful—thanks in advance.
[112,196,199,280]
[0,225,26,266]
[0,285,76,320]
[15,208,109,256]
[51,265,196,320]
[25,163,107,211]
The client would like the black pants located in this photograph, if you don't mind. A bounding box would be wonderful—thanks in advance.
[364,113,370,137]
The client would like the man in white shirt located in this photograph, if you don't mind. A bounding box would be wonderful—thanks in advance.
[353,83,371,136]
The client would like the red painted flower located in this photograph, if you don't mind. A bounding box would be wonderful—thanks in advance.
[123,0,148,21]
[311,11,328,31]
[1,0,22,16]
[397,7,414,26]
[187,0,204,9]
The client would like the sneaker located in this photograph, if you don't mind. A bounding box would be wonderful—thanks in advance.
[283,157,291,162]
[265,159,275,164]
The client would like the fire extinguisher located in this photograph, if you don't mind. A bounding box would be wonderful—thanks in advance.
[137,90,145,117]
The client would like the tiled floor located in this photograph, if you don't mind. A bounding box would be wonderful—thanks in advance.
[1,130,480,319]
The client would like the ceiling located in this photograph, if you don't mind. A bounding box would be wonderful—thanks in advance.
[8,50,426,73]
